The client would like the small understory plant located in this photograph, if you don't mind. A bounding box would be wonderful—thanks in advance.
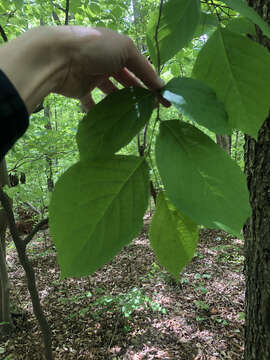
[93,287,166,320]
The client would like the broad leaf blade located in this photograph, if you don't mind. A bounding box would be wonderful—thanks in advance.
[69,0,81,14]
[162,77,230,134]
[155,120,251,236]
[76,88,155,161]
[14,0,23,9]
[195,12,219,37]
[220,0,270,37]
[49,156,149,277]
[193,28,270,138]
[150,192,198,279]
[147,0,201,68]
[226,17,256,36]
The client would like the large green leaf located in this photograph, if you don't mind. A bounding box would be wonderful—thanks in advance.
[162,77,230,134]
[149,192,198,279]
[226,17,256,36]
[70,0,81,14]
[76,88,155,161]
[49,156,149,277]
[220,0,270,38]
[14,0,23,9]
[147,0,201,68]
[89,3,101,15]
[193,28,270,138]
[195,12,219,37]
[155,120,251,236]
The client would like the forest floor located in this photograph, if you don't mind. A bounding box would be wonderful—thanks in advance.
[1,213,245,360]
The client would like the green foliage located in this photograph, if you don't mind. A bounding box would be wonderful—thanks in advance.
[14,0,24,10]
[220,0,270,37]
[89,3,101,15]
[195,12,219,37]
[238,312,245,320]
[226,17,256,35]
[194,300,209,311]
[195,316,207,323]
[5,0,266,281]
[215,318,228,326]
[69,0,82,14]
[149,192,198,279]
[147,0,201,68]
[3,184,30,203]
[49,156,149,277]
[3,356,14,360]
[193,27,270,138]
[162,77,231,134]
[93,287,166,319]
[155,120,251,236]
[76,88,155,161]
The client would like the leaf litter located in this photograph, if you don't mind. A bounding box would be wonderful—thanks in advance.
[1,214,244,359]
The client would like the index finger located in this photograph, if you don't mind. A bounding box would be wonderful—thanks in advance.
[126,43,164,91]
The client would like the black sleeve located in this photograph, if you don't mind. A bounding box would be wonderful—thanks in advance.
[0,69,29,161]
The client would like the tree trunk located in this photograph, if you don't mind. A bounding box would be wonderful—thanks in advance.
[234,130,240,161]
[132,0,146,52]
[216,134,231,155]
[0,159,12,334]
[244,1,270,359]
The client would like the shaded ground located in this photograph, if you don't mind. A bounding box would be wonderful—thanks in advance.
[1,214,245,359]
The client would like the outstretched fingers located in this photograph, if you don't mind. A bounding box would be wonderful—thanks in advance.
[113,68,143,88]
[113,67,170,108]
[126,45,163,91]
[125,45,170,107]
[98,78,119,94]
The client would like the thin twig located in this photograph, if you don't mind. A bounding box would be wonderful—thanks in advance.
[210,0,222,22]
[52,11,61,25]
[201,0,232,11]
[0,25,8,42]
[9,155,45,172]
[0,188,53,360]
[50,0,65,12]
[64,0,70,25]
[148,0,163,153]
[146,108,160,156]
[142,123,149,151]
[154,0,164,76]
[137,134,141,156]
[0,10,16,19]
[24,218,49,246]
[9,150,74,172]
[147,151,160,187]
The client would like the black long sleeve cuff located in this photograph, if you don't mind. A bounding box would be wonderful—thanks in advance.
[0,69,29,161]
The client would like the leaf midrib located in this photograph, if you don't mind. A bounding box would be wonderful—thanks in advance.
[164,121,225,205]
[73,157,145,265]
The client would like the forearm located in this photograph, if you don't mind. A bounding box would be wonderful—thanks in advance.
[0,27,68,114]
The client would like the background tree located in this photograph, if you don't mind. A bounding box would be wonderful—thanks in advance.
[244,1,270,359]
[0,159,12,335]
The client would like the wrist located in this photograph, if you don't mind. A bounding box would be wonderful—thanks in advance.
[0,27,68,114]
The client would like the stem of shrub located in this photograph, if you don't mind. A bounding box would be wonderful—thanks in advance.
[0,187,53,360]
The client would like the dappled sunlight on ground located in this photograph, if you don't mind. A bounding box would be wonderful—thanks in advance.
[1,222,245,359]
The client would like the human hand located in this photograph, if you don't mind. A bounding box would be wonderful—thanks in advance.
[54,27,169,110]
[0,26,169,114]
